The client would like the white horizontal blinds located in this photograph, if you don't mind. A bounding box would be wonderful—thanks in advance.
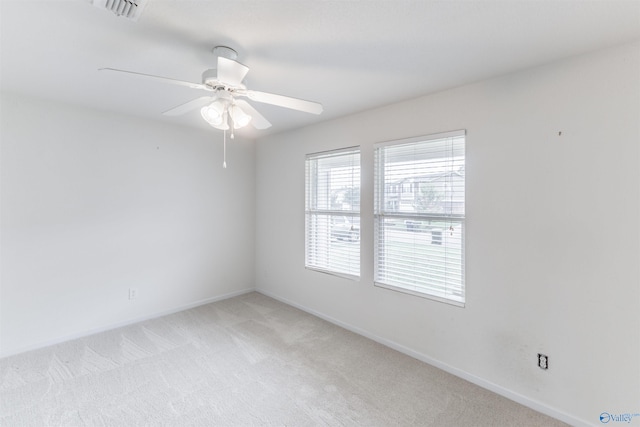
[305,148,360,278]
[374,131,465,304]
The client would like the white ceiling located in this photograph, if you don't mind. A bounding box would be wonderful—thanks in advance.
[1,0,639,138]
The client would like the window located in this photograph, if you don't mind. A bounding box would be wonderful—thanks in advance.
[374,130,465,305]
[305,148,360,278]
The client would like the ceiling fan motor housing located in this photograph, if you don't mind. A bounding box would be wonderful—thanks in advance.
[202,69,218,86]
[202,46,241,88]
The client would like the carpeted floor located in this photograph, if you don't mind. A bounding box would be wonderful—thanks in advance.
[0,292,567,426]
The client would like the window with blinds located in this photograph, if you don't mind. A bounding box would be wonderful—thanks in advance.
[305,148,361,278]
[374,131,465,305]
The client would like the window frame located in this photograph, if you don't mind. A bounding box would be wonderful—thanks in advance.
[374,130,466,306]
[305,146,361,280]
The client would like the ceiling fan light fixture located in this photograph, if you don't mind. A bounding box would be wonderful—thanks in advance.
[229,104,251,129]
[211,112,230,131]
[201,101,225,126]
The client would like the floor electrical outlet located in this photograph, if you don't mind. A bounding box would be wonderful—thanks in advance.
[538,353,548,370]
[129,288,138,300]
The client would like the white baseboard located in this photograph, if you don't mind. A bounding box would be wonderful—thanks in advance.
[256,288,589,427]
[0,287,256,359]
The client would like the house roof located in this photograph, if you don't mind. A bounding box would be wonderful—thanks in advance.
[389,170,465,186]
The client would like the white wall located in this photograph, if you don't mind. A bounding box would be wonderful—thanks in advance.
[255,42,640,426]
[0,94,255,356]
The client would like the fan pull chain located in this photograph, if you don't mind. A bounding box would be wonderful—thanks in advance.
[223,129,227,169]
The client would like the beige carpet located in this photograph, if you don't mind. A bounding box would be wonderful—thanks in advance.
[0,292,567,426]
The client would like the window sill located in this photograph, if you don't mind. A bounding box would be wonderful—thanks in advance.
[306,266,360,282]
[374,282,465,307]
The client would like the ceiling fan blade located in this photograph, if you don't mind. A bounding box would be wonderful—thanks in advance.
[99,68,206,90]
[162,96,215,116]
[234,100,272,129]
[217,57,249,87]
[245,90,323,115]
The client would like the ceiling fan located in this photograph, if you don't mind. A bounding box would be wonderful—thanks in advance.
[99,46,323,132]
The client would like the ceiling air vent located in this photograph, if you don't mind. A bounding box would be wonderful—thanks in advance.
[89,0,148,22]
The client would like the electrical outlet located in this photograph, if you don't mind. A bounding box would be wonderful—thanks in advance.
[538,353,548,370]
[129,288,138,300]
